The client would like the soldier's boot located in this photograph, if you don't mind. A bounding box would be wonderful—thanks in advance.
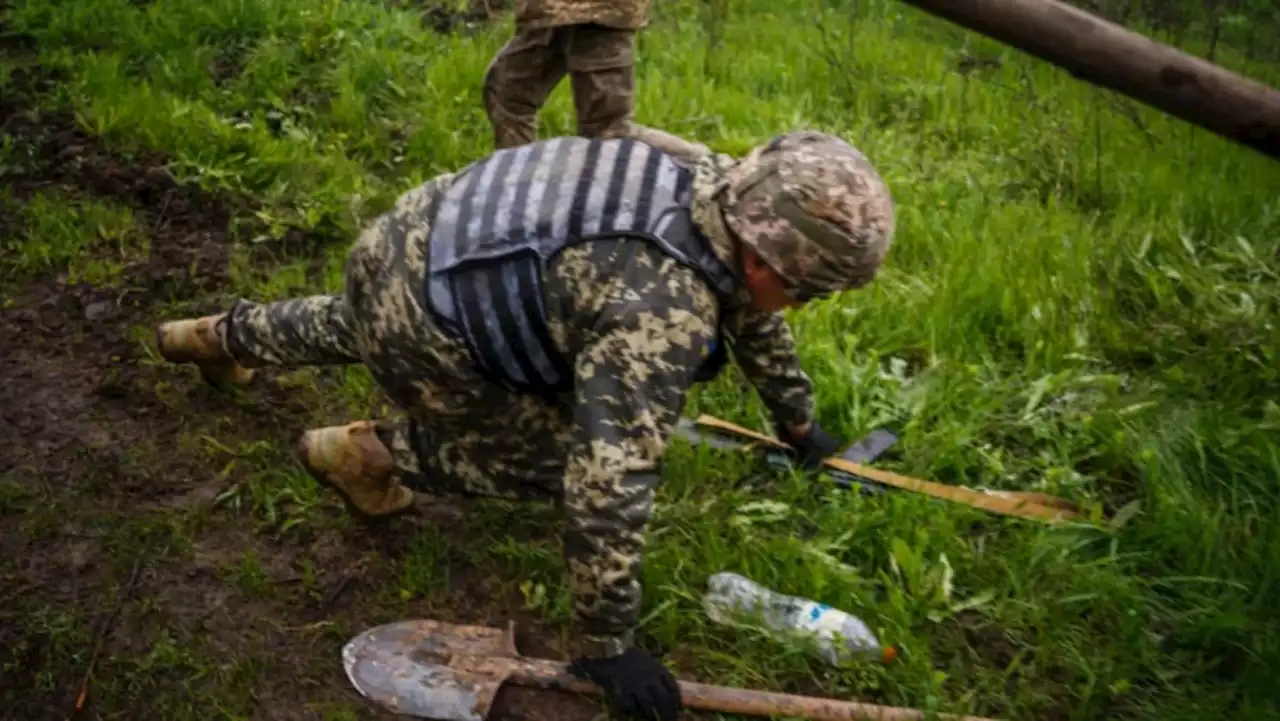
[485,103,538,150]
[297,421,415,518]
[155,313,255,386]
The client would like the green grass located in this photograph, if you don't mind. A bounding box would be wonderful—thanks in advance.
[1,190,148,285]
[3,0,1280,718]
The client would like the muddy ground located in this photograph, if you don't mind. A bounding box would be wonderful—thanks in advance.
[0,29,617,721]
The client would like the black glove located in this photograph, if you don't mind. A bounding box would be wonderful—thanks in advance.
[568,647,682,721]
[776,421,844,470]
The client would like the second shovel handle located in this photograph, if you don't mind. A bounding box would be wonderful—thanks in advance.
[488,655,998,721]
[694,414,1084,524]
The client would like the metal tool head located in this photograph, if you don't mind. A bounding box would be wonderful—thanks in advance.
[676,418,899,463]
[342,619,520,720]
[764,428,900,494]
[676,417,902,495]
[839,428,899,464]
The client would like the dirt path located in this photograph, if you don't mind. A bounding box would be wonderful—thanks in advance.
[0,67,605,721]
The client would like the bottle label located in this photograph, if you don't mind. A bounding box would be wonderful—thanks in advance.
[797,602,842,637]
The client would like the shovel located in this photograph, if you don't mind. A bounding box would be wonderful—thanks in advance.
[675,417,900,495]
[342,619,999,721]
[687,415,1085,525]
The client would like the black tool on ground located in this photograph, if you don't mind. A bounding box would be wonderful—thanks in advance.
[675,418,900,494]
[684,415,1087,524]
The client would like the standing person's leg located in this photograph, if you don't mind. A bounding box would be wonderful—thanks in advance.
[564,24,712,159]
[564,24,637,140]
[482,27,569,148]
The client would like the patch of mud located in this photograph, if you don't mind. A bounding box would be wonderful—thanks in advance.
[0,62,591,721]
[1,108,246,299]
[493,687,607,721]
[0,90,261,501]
[0,61,334,717]
[0,81,250,493]
[0,64,286,716]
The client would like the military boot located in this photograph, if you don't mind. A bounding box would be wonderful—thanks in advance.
[155,313,255,386]
[297,421,415,517]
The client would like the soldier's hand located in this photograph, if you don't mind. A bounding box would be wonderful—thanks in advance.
[568,647,682,721]
[777,420,844,469]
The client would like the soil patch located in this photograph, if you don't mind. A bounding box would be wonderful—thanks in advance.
[0,105,244,299]
[0,66,592,721]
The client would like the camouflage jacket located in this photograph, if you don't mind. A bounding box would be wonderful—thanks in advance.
[537,151,816,657]
[401,148,815,657]
[514,0,652,30]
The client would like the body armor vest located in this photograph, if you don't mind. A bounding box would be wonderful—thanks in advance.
[423,136,739,397]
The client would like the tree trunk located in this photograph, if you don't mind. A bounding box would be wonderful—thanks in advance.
[897,0,1280,159]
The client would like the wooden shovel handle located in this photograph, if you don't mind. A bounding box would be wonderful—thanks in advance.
[487,655,998,721]
[677,680,995,721]
[693,415,1085,525]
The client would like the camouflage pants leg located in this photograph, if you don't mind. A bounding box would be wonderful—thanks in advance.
[390,390,574,502]
[483,24,637,148]
[482,27,568,149]
[562,24,636,139]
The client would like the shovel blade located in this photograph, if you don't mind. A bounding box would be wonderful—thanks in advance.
[342,620,517,720]
[840,428,899,464]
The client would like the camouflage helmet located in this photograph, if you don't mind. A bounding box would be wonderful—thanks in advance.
[720,131,895,301]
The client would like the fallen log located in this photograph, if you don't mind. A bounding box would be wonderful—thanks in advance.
[896,0,1280,159]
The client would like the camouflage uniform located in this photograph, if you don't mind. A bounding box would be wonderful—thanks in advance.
[156,132,894,662]
[483,0,708,159]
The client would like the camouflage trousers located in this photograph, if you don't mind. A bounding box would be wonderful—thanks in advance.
[482,22,636,148]
[220,199,572,502]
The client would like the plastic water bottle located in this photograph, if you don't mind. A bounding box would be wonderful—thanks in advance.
[702,572,896,665]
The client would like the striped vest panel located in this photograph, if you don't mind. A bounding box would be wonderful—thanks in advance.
[425,137,737,395]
